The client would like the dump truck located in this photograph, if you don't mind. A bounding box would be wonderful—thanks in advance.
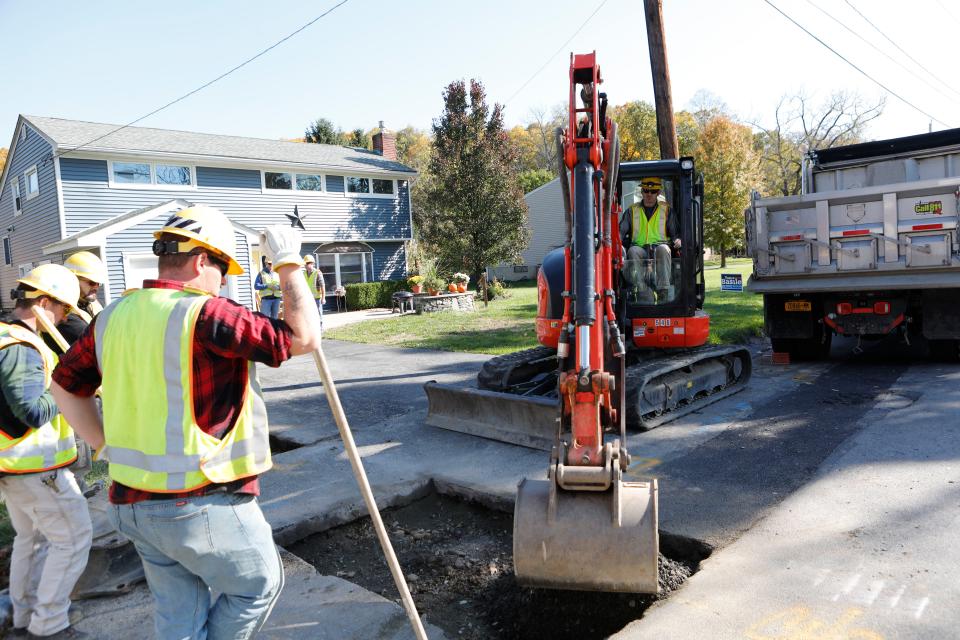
[746,129,960,360]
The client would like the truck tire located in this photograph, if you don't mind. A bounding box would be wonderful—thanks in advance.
[929,339,960,362]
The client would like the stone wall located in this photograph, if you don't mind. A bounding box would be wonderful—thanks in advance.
[414,292,475,314]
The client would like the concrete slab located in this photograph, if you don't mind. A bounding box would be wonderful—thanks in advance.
[71,550,447,639]
[613,363,960,640]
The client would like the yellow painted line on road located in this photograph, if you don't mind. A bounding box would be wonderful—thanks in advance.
[745,605,884,640]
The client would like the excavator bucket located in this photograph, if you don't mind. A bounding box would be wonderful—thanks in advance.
[423,381,558,450]
[513,477,659,593]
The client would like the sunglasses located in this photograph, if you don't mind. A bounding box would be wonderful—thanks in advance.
[206,253,229,277]
[641,189,660,194]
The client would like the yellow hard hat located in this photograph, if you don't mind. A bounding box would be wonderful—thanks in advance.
[640,177,662,190]
[153,205,243,275]
[64,251,107,285]
[15,264,81,312]
[303,254,315,264]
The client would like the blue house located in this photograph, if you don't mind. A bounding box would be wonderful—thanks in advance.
[0,115,416,309]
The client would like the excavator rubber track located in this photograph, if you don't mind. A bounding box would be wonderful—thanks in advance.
[424,344,752,450]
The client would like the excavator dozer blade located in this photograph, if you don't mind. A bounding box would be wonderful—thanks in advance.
[513,477,659,593]
[423,381,558,450]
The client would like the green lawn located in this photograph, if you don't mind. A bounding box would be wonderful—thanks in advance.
[327,258,763,352]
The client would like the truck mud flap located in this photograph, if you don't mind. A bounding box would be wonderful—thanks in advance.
[423,381,558,451]
[626,345,753,430]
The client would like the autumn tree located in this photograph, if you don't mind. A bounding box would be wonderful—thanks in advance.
[395,126,432,172]
[343,128,369,149]
[420,79,529,285]
[527,104,566,172]
[698,115,758,267]
[518,168,554,193]
[754,91,885,196]
[304,118,342,145]
[0,148,7,175]
[612,100,700,160]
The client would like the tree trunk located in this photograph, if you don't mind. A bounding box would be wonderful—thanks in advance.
[720,245,727,268]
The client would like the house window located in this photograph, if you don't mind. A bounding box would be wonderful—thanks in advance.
[24,166,39,200]
[11,180,22,216]
[265,172,293,190]
[296,174,323,191]
[346,177,369,194]
[155,164,192,186]
[372,179,394,195]
[2,237,10,266]
[263,171,325,192]
[109,161,195,188]
[19,126,26,142]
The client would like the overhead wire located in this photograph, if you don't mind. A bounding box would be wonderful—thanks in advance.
[805,0,960,106]
[50,0,351,161]
[503,0,609,106]
[843,0,960,100]
[762,0,951,128]
[932,0,960,27]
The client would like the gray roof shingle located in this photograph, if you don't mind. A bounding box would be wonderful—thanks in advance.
[24,115,416,175]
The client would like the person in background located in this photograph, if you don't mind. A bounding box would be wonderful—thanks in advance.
[255,257,281,318]
[0,264,92,640]
[51,205,322,639]
[302,254,325,332]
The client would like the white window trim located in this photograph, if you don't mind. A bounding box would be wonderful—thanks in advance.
[24,166,39,201]
[260,169,327,195]
[11,180,22,216]
[343,176,396,199]
[18,263,33,278]
[2,236,10,266]
[107,160,197,191]
[19,126,26,142]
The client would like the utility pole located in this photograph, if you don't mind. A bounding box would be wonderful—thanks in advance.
[643,0,678,159]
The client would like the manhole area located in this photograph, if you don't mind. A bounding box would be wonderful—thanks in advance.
[287,492,699,640]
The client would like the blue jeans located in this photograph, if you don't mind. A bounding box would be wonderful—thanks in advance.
[109,492,284,640]
[259,297,280,319]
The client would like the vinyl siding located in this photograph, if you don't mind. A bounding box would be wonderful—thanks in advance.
[103,216,253,306]
[489,178,563,281]
[60,158,412,241]
[370,241,406,280]
[0,124,61,308]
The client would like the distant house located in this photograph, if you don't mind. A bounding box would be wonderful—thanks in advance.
[0,115,416,309]
[487,177,565,282]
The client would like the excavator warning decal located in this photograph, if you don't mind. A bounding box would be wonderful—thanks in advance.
[914,200,942,215]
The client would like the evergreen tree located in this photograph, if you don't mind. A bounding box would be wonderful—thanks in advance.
[304,118,342,145]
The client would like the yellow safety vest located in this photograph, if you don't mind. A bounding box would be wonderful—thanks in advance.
[303,269,324,300]
[0,323,78,473]
[94,287,272,492]
[259,269,280,298]
[631,202,668,246]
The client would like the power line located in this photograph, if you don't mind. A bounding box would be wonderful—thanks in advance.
[843,0,960,100]
[762,0,951,128]
[53,0,351,160]
[806,0,960,106]
[933,0,960,27]
[504,0,609,106]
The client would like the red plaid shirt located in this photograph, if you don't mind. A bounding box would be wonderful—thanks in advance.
[52,280,293,504]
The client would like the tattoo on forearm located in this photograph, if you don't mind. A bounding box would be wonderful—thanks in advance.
[282,280,303,315]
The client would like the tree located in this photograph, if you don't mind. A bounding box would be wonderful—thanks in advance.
[508,125,540,173]
[611,100,659,161]
[698,116,759,267]
[395,126,432,172]
[303,118,342,145]
[343,128,369,149]
[518,168,554,193]
[419,79,529,286]
[0,147,6,175]
[754,91,885,196]
[526,104,566,172]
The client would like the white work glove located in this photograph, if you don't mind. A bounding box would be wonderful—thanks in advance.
[260,225,303,269]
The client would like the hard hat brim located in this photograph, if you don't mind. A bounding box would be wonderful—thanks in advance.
[153,229,245,276]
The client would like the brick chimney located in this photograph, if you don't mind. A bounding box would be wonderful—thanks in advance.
[372,120,397,161]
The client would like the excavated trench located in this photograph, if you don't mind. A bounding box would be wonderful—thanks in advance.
[288,491,709,640]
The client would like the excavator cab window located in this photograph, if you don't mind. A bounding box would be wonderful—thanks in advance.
[619,177,682,306]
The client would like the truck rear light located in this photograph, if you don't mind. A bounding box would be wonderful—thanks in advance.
[837,302,852,315]
[873,302,890,314]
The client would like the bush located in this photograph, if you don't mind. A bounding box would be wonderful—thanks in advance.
[344,280,405,310]
[488,277,509,300]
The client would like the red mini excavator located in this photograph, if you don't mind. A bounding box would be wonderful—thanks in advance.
[425,53,752,592]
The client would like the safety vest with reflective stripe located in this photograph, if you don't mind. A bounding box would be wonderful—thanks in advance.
[303,269,323,299]
[94,287,272,492]
[630,202,668,246]
[259,269,280,298]
[0,323,78,473]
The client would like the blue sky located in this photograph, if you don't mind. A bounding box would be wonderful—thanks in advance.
[3,0,959,149]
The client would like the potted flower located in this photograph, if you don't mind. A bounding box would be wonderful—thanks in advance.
[424,276,444,296]
[452,272,470,293]
[408,274,424,294]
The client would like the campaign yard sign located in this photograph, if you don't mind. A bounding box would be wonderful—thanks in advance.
[720,273,743,292]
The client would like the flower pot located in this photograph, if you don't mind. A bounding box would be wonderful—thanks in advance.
[447,283,458,293]
[457,283,467,293]
[428,289,439,296]
[411,284,423,294]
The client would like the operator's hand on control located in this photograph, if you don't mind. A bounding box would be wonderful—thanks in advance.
[673,238,682,249]
[260,225,304,270]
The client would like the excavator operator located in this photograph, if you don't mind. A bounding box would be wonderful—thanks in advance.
[622,177,680,301]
